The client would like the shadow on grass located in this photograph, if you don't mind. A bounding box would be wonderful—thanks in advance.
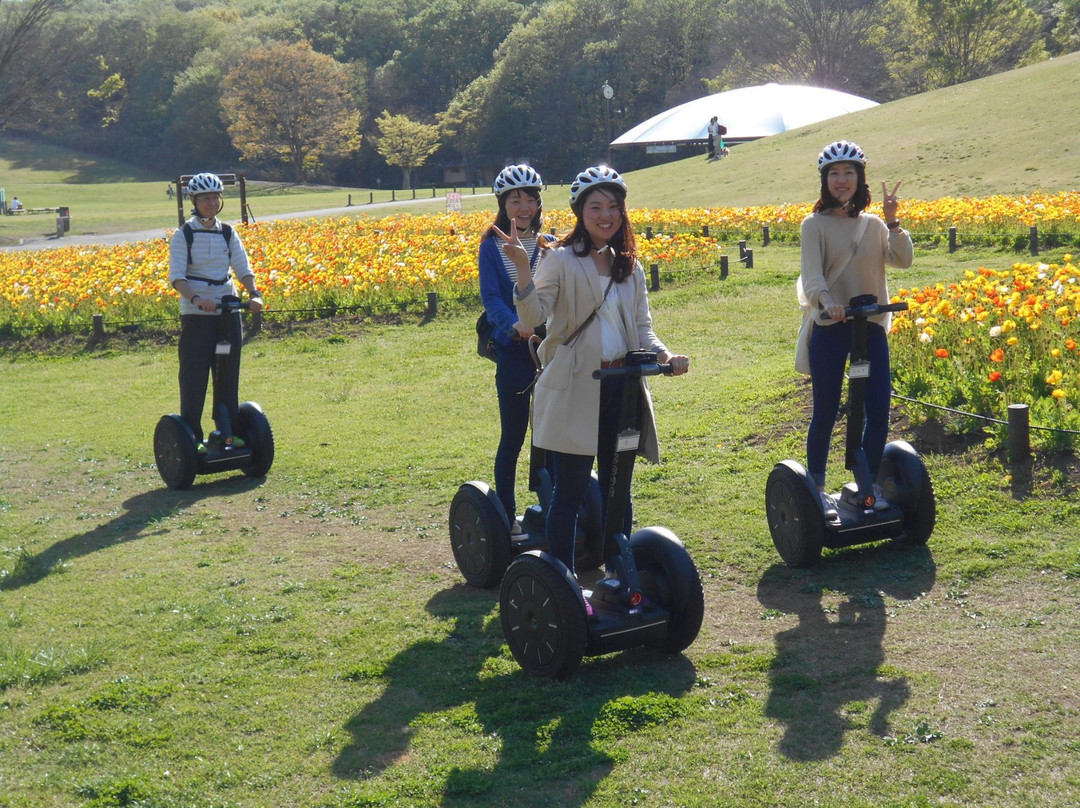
[333,584,697,806]
[0,475,264,591]
[757,544,936,761]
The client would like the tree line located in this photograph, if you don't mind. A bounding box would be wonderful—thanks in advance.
[1,0,1076,188]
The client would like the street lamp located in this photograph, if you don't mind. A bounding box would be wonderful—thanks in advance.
[601,81,614,165]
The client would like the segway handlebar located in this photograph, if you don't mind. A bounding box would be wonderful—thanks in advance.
[821,297,908,321]
[215,294,258,313]
[591,351,674,380]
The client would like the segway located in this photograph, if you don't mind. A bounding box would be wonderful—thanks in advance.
[766,294,935,568]
[449,446,604,588]
[154,295,274,490]
[498,351,705,679]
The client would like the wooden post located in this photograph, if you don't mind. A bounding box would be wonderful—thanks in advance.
[739,239,747,259]
[702,225,710,238]
[720,255,729,280]
[949,227,957,253]
[1029,226,1038,255]
[426,291,438,318]
[92,313,105,340]
[650,264,660,292]
[1008,403,1030,463]
[646,226,653,240]
[762,225,770,246]
[347,194,352,207]
[369,192,373,204]
[744,248,754,269]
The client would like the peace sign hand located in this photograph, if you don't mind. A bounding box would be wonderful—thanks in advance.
[881,180,901,223]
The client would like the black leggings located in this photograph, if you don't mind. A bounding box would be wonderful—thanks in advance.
[178,313,242,442]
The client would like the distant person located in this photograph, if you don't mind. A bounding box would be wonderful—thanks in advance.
[168,172,263,452]
[797,140,911,520]
[478,165,553,528]
[10,197,22,211]
[167,184,175,199]
[706,117,721,161]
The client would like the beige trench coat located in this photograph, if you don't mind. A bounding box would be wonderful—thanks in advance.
[514,244,668,461]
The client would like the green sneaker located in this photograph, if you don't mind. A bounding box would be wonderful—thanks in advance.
[230,436,246,448]
[196,441,208,455]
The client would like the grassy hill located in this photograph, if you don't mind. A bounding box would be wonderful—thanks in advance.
[1,50,1078,245]
[631,50,1080,208]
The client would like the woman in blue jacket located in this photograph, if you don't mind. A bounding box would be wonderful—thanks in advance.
[479,165,552,529]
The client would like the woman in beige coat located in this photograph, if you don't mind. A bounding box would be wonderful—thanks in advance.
[497,166,689,576]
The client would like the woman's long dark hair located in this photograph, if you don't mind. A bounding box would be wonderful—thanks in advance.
[548,185,637,282]
[813,161,871,217]
[483,187,543,240]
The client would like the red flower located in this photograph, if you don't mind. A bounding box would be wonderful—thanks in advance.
[989,371,1002,382]
[935,348,949,358]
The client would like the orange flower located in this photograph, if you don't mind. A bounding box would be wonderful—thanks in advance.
[990,348,1005,362]
[989,371,1002,382]
[935,348,949,358]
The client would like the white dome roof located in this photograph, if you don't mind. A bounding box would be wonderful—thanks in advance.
[611,83,878,145]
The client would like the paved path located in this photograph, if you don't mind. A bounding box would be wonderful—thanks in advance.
[0,194,485,253]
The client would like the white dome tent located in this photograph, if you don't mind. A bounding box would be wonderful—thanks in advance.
[611,83,878,151]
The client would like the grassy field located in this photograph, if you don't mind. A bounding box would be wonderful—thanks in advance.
[2,52,1080,808]
[2,241,1079,807]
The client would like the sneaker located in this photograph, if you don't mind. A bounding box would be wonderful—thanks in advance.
[819,490,839,520]
[229,435,246,448]
[872,484,891,511]
[196,441,208,456]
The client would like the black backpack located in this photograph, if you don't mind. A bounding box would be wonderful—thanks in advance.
[182,222,233,266]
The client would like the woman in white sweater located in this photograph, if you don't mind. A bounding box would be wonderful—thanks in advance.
[798,141,913,520]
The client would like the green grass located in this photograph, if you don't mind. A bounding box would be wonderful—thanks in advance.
[2,244,1079,807]
[2,54,1080,807]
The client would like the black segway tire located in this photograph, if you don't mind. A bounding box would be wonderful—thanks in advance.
[500,551,587,679]
[630,527,704,654]
[237,401,275,479]
[766,461,824,568]
[154,414,198,490]
[449,482,512,588]
[881,441,936,546]
[575,472,605,571]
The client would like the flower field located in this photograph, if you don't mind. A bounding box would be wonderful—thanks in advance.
[3,192,1080,447]
[891,254,1080,450]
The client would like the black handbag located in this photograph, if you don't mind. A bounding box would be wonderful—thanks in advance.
[476,311,497,361]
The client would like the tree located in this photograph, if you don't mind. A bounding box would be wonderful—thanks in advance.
[221,40,362,183]
[374,110,440,189]
[913,0,1044,87]
[716,0,900,101]
[0,0,77,127]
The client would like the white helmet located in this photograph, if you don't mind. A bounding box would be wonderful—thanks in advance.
[492,164,543,197]
[569,165,626,210]
[817,141,866,171]
[187,172,224,196]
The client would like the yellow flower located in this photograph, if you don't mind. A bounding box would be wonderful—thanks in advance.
[1047,369,1064,386]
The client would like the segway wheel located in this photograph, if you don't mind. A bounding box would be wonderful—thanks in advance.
[631,527,704,654]
[500,552,587,679]
[575,472,605,571]
[881,441,936,546]
[236,401,275,479]
[449,482,511,588]
[154,414,198,490]
[765,462,824,568]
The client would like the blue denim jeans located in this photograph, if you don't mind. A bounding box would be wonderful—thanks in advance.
[807,321,891,488]
[546,376,632,574]
[493,338,537,519]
